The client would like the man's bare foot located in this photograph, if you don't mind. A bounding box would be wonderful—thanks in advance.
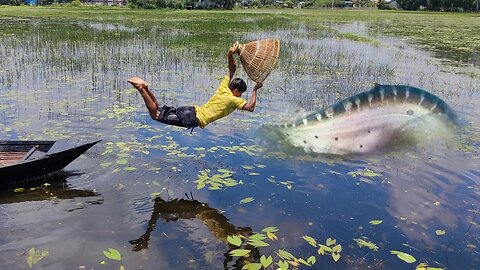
[127,76,148,91]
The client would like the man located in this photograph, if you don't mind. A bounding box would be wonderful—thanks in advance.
[128,45,263,131]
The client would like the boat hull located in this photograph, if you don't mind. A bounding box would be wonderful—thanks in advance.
[0,139,101,186]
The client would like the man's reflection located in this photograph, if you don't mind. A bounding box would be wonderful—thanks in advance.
[130,195,260,269]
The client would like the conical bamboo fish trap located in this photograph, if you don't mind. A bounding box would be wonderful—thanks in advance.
[233,38,280,83]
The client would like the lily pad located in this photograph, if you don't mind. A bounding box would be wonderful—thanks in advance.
[103,248,121,261]
[390,250,416,263]
[227,235,242,247]
[229,249,251,257]
[26,247,49,268]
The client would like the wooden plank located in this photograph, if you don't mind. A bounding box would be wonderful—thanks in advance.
[0,152,26,166]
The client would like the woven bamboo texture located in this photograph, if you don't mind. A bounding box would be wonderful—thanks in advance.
[234,38,280,83]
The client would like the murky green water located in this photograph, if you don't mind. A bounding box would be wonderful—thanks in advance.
[0,11,479,270]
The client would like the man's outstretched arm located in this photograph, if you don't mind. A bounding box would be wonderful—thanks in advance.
[242,82,263,112]
[228,46,237,79]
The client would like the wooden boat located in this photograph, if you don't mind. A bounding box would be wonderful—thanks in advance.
[0,139,101,186]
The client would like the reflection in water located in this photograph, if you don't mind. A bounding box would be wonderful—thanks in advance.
[130,196,260,269]
[0,172,102,206]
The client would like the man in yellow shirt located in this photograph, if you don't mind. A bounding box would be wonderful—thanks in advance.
[128,45,263,130]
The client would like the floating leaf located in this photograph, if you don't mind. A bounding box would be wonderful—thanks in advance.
[242,263,262,270]
[319,244,332,253]
[217,168,233,174]
[390,250,416,263]
[196,181,205,190]
[277,260,289,270]
[227,235,242,247]
[297,258,310,266]
[249,234,267,241]
[103,248,122,261]
[14,188,25,193]
[116,159,128,165]
[248,239,270,247]
[100,162,112,168]
[266,231,277,240]
[354,238,379,251]
[123,166,137,171]
[416,263,444,270]
[362,169,382,177]
[229,249,251,257]
[277,250,295,261]
[369,220,383,225]
[260,255,273,268]
[262,227,279,233]
[150,192,161,198]
[241,165,255,170]
[326,238,336,246]
[240,197,254,204]
[302,235,317,247]
[26,247,49,268]
[332,252,341,262]
[307,255,316,265]
[195,169,238,190]
[332,244,342,253]
[435,229,446,236]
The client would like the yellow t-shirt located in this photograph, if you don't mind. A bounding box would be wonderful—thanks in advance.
[195,76,247,128]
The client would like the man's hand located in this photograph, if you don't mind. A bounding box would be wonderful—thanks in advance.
[253,82,263,91]
[229,42,239,56]
[228,46,237,57]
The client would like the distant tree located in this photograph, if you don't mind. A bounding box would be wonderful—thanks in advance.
[0,0,22,4]
[398,0,426,10]
[129,0,157,8]
[216,0,235,9]
[314,0,343,7]
[377,0,391,9]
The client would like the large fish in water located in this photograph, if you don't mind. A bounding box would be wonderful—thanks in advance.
[279,84,456,155]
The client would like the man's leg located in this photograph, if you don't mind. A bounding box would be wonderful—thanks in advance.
[128,77,160,120]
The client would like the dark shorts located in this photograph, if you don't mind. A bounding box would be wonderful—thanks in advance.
[157,105,198,128]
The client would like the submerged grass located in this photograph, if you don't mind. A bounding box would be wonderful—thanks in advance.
[0,7,479,65]
[1,6,479,270]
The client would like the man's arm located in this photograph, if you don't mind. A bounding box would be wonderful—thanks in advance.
[228,46,237,79]
[241,82,263,112]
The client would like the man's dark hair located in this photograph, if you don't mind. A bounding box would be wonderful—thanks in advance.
[229,78,247,93]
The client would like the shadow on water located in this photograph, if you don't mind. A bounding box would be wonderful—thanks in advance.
[129,195,260,270]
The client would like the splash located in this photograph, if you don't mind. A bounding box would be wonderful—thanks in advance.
[277,84,457,155]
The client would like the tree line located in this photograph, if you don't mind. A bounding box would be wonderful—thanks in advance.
[1,0,479,12]
[395,0,479,11]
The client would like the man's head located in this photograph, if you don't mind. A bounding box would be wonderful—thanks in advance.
[229,78,247,97]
